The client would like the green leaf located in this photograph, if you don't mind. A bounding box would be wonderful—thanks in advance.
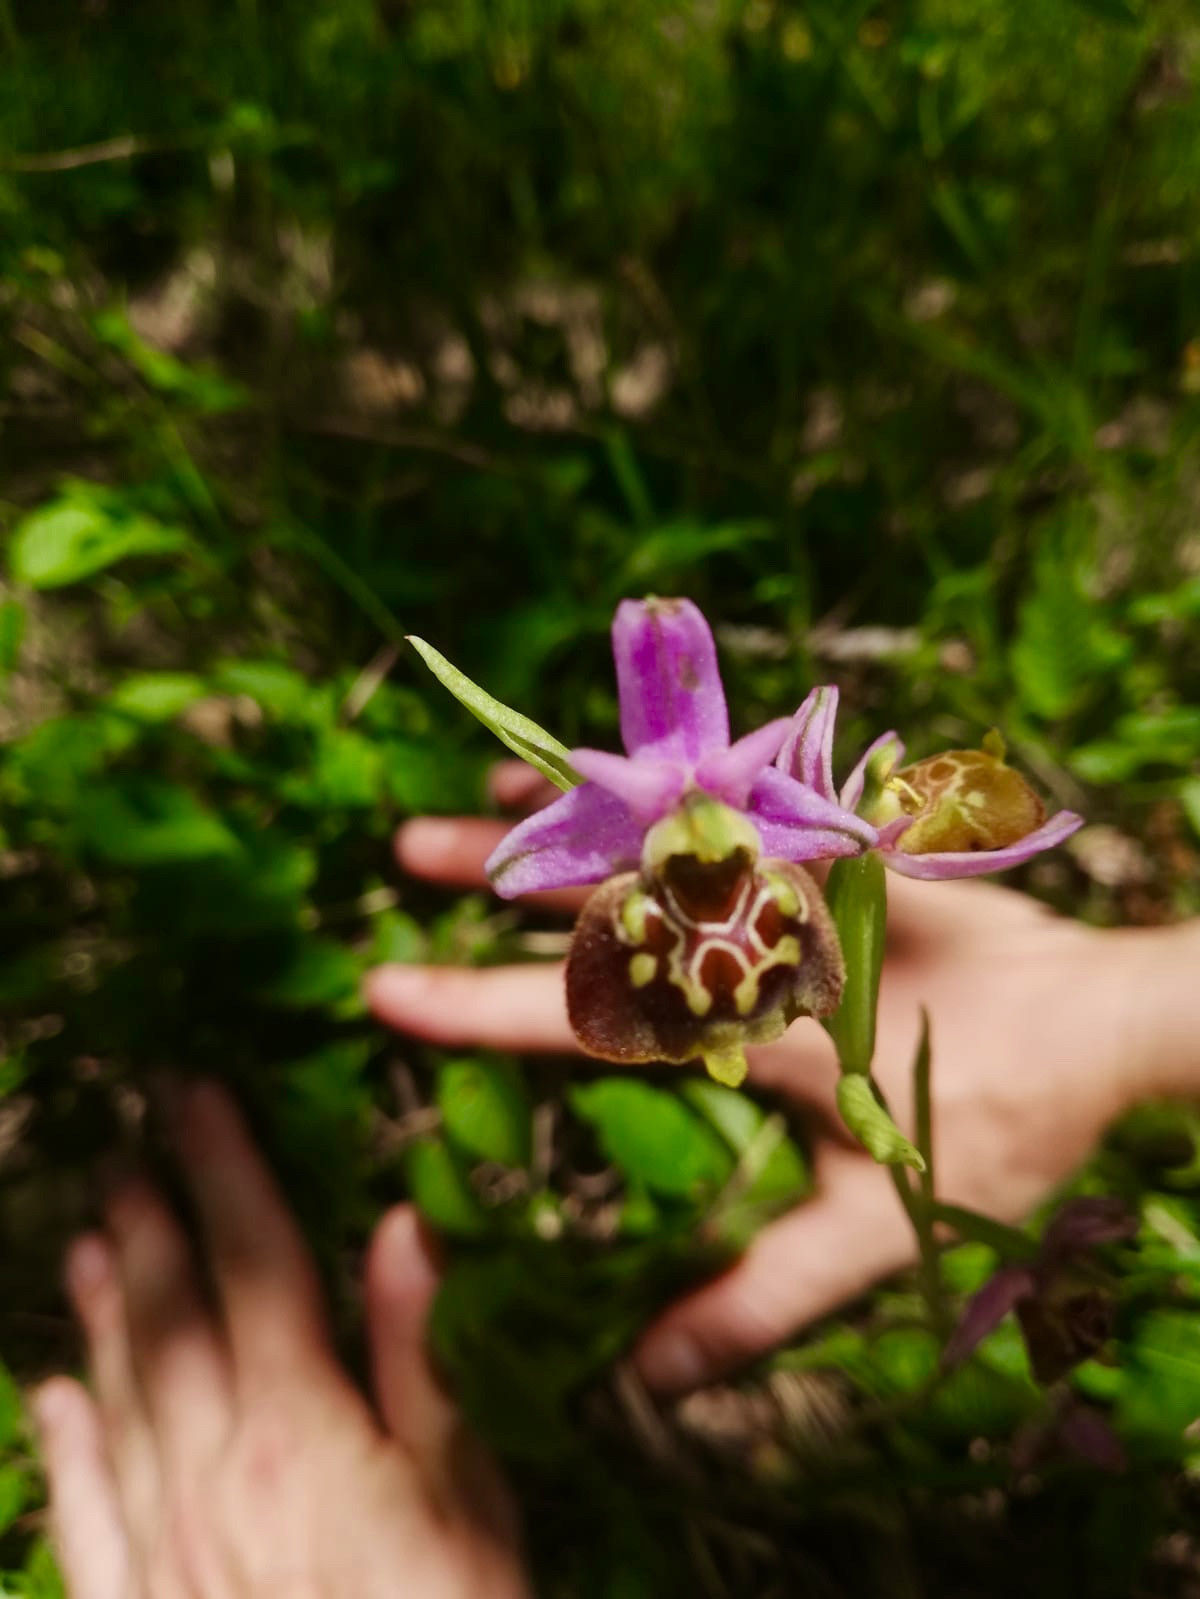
[8,487,188,589]
[1181,778,1200,841]
[214,659,314,720]
[109,673,208,721]
[436,1057,532,1168]
[405,1136,490,1236]
[407,635,580,792]
[71,777,240,865]
[570,1078,733,1198]
[253,935,362,1008]
[0,598,25,683]
[0,1360,23,1447]
[822,853,887,1075]
[680,1078,809,1205]
[836,1075,925,1171]
[1011,531,1130,721]
[0,1462,27,1536]
[1070,0,1139,23]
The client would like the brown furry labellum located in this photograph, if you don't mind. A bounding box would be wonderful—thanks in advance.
[566,851,845,1087]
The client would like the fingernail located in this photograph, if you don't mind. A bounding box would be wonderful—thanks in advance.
[65,1233,113,1299]
[396,819,459,863]
[635,1332,708,1395]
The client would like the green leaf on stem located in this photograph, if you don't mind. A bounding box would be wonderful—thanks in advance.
[822,852,887,1076]
[836,1074,926,1171]
[407,635,581,792]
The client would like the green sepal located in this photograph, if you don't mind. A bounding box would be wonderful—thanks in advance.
[822,852,887,1075]
[407,636,581,792]
[836,1074,926,1171]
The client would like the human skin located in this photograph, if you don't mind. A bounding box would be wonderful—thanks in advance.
[367,764,1200,1394]
[34,1081,530,1599]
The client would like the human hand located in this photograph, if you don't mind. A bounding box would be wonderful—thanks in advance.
[33,1081,529,1599]
[367,765,1162,1394]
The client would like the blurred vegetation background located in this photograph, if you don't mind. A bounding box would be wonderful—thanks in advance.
[2,0,1200,1593]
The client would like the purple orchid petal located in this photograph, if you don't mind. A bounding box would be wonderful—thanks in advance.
[485,783,643,898]
[1056,1402,1127,1473]
[695,718,792,808]
[839,729,906,813]
[612,598,729,762]
[882,810,1085,880]
[776,686,839,801]
[748,768,878,862]
[943,1265,1037,1368]
[569,748,686,825]
[1041,1197,1138,1261]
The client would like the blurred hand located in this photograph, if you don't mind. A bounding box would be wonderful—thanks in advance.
[367,763,1162,1394]
[34,1082,528,1599]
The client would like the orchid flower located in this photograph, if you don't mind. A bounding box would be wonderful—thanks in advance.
[944,1196,1136,1382]
[778,686,1084,880]
[485,598,876,898]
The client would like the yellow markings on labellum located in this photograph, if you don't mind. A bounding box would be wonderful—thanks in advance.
[615,865,810,1026]
[628,952,657,989]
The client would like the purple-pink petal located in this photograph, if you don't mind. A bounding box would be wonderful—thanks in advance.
[485,782,643,898]
[1041,1197,1137,1261]
[776,686,839,802]
[611,598,729,762]
[882,810,1085,880]
[569,748,686,824]
[695,718,792,808]
[943,1265,1037,1368]
[748,768,878,862]
[839,729,906,813]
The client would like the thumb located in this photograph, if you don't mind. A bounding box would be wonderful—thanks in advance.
[365,1205,461,1471]
[633,1147,913,1393]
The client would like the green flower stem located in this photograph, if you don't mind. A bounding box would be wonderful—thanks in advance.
[824,855,949,1331]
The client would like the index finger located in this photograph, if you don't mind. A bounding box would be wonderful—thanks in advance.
[395,818,587,916]
[168,1081,330,1386]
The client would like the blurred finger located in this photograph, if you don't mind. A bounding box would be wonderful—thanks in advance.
[366,962,577,1054]
[634,1148,911,1393]
[65,1233,159,1537]
[394,818,587,916]
[169,1081,329,1386]
[365,1206,459,1469]
[487,760,560,814]
[105,1180,231,1465]
[34,1377,129,1599]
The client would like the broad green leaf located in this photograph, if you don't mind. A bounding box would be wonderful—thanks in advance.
[436,1057,531,1168]
[836,1075,925,1171]
[214,659,314,720]
[680,1078,809,1205]
[9,489,187,589]
[406,1137,490,1236]
[109,673,208,721]
[407,635,580,791]
[1070,0,1139,23]
[71,777,240,865]
[570,1078,733,1198]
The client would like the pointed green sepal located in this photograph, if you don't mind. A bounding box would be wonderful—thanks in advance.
[836,1074,926,1171]
[407,636,581,792]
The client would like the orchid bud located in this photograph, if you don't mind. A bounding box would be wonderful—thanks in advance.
[566,796,844,1088]
[881,735,1046,857]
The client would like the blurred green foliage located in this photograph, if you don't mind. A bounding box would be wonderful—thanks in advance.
[2,0,1200,1592]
